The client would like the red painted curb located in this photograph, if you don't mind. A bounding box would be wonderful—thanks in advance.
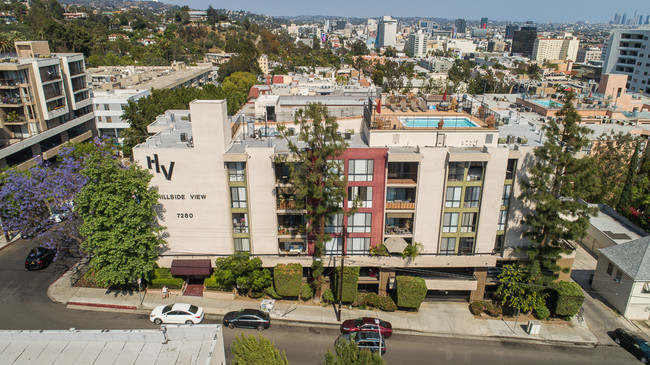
[66,301,138,310]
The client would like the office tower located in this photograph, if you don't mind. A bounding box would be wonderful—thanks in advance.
[602,28,650,94]
[336,20,347,30]
[621,14,627,25]
[646,15,650,25]
[614,13,621,24]
[408,31,427,58]
[377,15,397,48]
[638,15,644,25]
[480,17,488,29]
[505,24,519,39]
[455,18,467,33]
[0,41,95,169]
[511,26,538,58]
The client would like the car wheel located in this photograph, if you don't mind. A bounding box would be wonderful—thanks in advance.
[154,318,162,325]
[614,337,621,345]
[228,323,234,329]
[641,357,648,365]
[185,320,193,325]
[257,324,265,331]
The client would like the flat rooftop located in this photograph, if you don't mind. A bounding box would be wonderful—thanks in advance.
[589,204,646,245]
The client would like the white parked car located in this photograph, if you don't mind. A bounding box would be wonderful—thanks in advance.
[150,303,205,325]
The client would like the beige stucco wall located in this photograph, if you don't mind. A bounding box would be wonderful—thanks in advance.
[475,147,509,253]
[367,129,499,149]
[413,147,447,253]
[592,256,634,317]
[626,281,650,320]
[246,145,278,255]
[504,146,536,250]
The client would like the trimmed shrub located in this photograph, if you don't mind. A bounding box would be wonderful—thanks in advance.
[396,276,427,309]
[322,288,335,304]
[535,306,551,320]
[204,276,219,290]
[75,271,109,288]
[249,290,264,298]
[333,266,360,303]
[265,285,282,299]
[378,296,397,312]
[300,284,314,300]
[274,263,302,297]
[470,301,486,315]
[547,282,584,317]
[484,302,503,317]
[150,268,183,289]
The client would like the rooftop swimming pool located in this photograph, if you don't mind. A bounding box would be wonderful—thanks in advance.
[399,116,480,128]
[533,99,564,108]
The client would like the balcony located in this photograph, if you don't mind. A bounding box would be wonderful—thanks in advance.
[385,201,415,210]
[0,96,22,106]
[0,79,19,88]
[2,115,27,125]
[277,198,299,211]
[387,162,418,185]
[386,187,416,209]
[41,72,61,82]
[44,89,63,101]
[277,226,305,236]
[278,240,306,256]
[69,65,85,76]
[385,225,412,235]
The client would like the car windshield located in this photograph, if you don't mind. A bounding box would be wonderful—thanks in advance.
[379,320,389,328]
[188,305,199,314]
[28,248,39,257]
[162,304,173,313]
[638,339,650,352]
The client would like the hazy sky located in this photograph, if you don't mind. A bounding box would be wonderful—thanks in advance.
[168,0,649,23]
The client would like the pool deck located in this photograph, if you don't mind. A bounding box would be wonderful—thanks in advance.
[373,109,488,130]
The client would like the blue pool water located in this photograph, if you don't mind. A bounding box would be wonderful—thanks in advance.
[400,117,479,128]
[534,99,564,108]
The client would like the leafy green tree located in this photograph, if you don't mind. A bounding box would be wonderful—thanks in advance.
[212,252,271,292]
[371,70,384,87]
[220,71,258,114]
[231,334,289,365]
[496,264,548,314]
[618,141,641,210]
[349,40,369,56]
[324,337,385,365]
[76,142,164,286]
[277,104,349,294]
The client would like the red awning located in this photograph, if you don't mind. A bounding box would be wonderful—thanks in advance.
[170,259,212,276]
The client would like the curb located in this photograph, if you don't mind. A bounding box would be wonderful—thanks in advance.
[0,234,21,253]
[66,301,138,310]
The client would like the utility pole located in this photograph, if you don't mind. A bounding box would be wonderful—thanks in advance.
[337,255,344,321]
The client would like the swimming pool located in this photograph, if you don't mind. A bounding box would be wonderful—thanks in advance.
[400,117,479,128]
[533,99,564,108]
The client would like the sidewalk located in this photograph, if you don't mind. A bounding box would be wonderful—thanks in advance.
[48,262,603,347]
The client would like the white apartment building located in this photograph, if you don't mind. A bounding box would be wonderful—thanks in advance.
[92,89,149,141]
[258,54,269,76]
[133,98,535,302]
[576,48,602,63]
[408,31,428,58]
[602,28,650,94]
[444,39,477,55]
[0,41,95,169]
[377,16,397,48]
[531,33,580,62]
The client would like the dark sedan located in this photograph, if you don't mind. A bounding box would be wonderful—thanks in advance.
[223,309,270,331]
[613,328,650,364]
[25,246,56,270]
[341,317,393,338]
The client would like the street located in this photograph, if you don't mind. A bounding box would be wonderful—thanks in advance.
[0,239,642,364]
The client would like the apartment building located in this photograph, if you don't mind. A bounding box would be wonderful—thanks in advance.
[92,89,150,141]
[511,27,538,58]
[531,33,580,62]
[377,16,397,48]
[576,48,602,63]
[408,31,428,58]
[0,41,95,169]
[602,28,650,94]
[133,98,534,302]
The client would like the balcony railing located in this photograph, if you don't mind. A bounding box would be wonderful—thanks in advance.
[0,79,19,87]
[386,201,415,210]
[0,97,22,105]
[44,90,63,100]
[277,200,298,210]
[69,67,85,76]
[385,225,412,235]
[41,72,60,81]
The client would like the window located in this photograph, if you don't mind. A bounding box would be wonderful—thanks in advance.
[230,187,247,208]
[325,237,342,255]
[458,237,475,254]
[103,104,109,110]
[232,213,248,233]
[348,186,373,208]
[348,213,372,233]
[349,159,374,181]
[445,187,462,207]
[494,235,504,252]
[642,282,650,294]
[329,159,343,176]
[349,237,370,254]
[106,116,112,124]
[506,159,517,180]
[464,186,481,208]
[227,162,246,182]
[467,162,484,181]
[497,210,508,231]
[606,262,614,275]
[502,185,512,206]
[461,212,478,232]
[234,238,250,252]
[442,212,459,233]
[448,162,464,181]
[325,213,344,233]
[614,270,622,283]
[440,237,456,255]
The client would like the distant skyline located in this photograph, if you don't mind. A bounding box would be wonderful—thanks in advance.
[167,0,649,24]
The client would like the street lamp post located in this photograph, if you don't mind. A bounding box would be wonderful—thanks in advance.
[375,318,382,355]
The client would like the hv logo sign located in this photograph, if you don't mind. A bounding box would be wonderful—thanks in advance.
[146,154,175,181]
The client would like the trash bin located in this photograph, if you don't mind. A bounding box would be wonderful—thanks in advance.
[526,320,541,335]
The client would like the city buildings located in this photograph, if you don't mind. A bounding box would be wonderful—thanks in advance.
[531,33,580,62]
[602,28,650,94]
[87,62,216,91]
[408,31,428,58]
[480,17,488,29]
[92,89,149,142]
[576,48,602,63]
[0,41,95,169]
[511,26,538,58]
[133,97,537,302]
[455,19,466,34]
[377,16,397,48]
[505,24,519,40]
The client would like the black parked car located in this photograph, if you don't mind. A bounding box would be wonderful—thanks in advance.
[223,309,270,331]
[25,246,56,270]
[613,328,650,364]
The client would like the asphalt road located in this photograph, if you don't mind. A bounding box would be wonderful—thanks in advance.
[0,239,643,364]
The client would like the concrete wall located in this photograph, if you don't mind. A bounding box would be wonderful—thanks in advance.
[475,147,509,253]
[626,281,650,320]
[367,129,498,149]
[591,256,634,317]
[413,147,447,253]
[246,146,277,255]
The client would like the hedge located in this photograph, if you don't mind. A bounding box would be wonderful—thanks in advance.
[356,292,397,312]
[547,281,584,317]
[322,288,335,304]
[535,306,551,320]
[396,276,427,309]
[265,285,282,299]
[333,266,360,302]
[149,268,183,289]
[300,284,314,300]
[204,276,219,290]
[274,263,302,297]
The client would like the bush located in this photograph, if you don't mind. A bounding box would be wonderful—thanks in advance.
[75,271,109,288]
[154,267,173,278]
[322,288,335,304]
[150,277,183,289]
[401,242,422,259]
[265,285,282,299]
[369,244,389,257]
[333,266,360,303]
[378,296,397,312]
[547,282,584,317]
[396,276,427,309]
[470,301,485,315]
[204,276,219,290]
[249,290,264,298]
[213,252,265,291]
[535,306,551,320]
[484,302,503,317]
[274,263,302,297]
[300,284,313,300]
